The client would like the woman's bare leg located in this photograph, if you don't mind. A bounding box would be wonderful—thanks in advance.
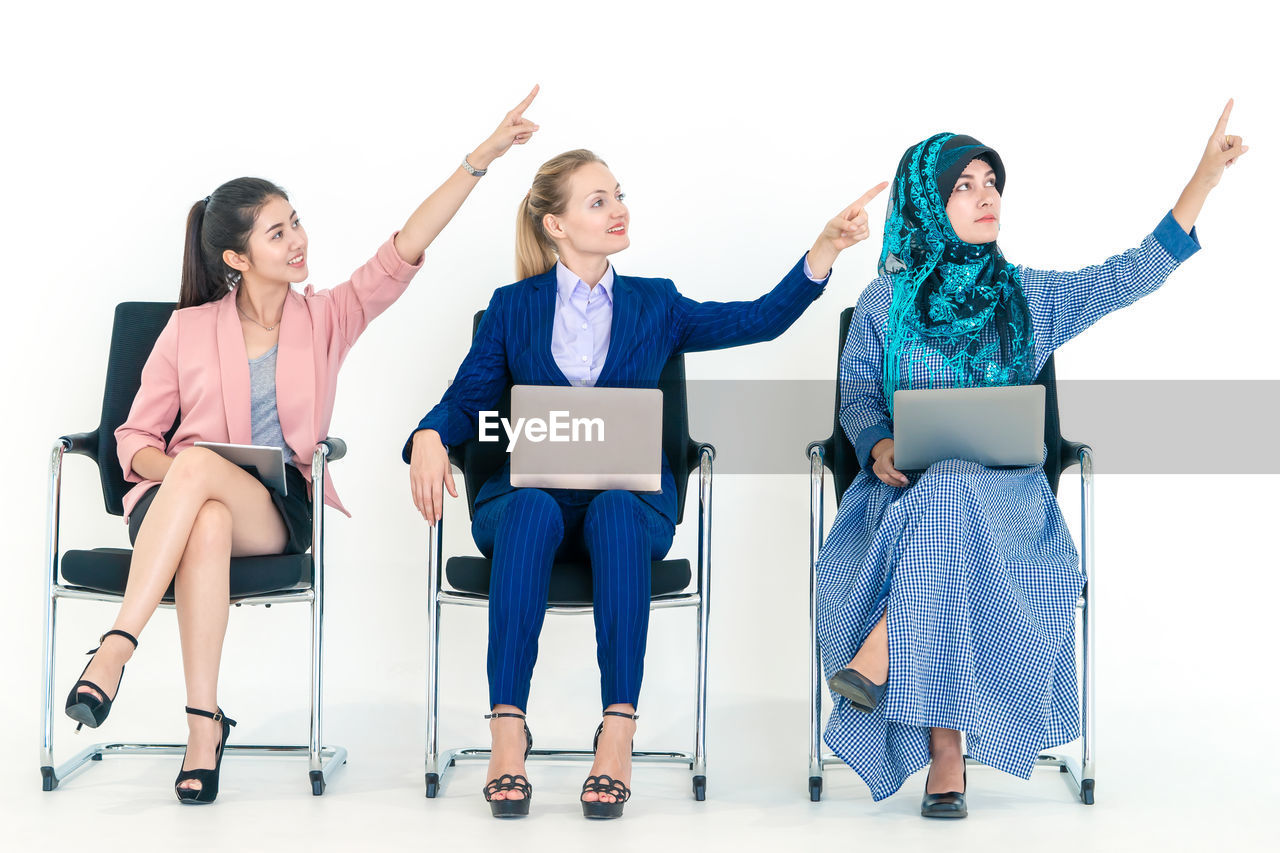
[928,728,966,793]
[75,447,285,703]
[580,702,637,803]
[843,613,888,684]
[173,494,287,791]
[485,703,529,802]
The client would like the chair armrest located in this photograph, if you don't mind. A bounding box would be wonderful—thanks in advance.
[807,442,826,478]
[806,435,837,472]
[447,442,466,473]
[1060,440,1090,472]
[59,431,98,460]
[318,437,347,463]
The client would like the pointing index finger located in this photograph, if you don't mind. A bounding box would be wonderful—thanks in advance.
[1214,98,1234,136]
[854,181,890,211]
[512,84,540,118]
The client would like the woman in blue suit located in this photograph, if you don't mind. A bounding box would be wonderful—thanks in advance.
[406,148,885,818]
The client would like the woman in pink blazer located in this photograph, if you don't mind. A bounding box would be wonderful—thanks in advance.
[63,88,542,804]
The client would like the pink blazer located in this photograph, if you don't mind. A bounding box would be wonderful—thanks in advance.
[115,235,423,521]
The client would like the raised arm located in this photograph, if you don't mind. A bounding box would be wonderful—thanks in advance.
[1031,100,1245,352]
[670,182,887,353]
[1172,98,1247,234]
[393,86,541,264]
[1028,216,1201,352]
[318,88,543,346]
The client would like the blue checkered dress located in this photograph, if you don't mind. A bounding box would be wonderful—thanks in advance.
[816,212,1200,801]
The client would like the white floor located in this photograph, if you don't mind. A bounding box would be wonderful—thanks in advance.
[5,690,1272,853]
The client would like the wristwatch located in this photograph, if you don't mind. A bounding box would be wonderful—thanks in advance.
[462,156,487,178]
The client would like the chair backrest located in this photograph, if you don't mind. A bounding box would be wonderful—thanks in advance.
[83,302,178,516]
[819,305,1069,505]
[448,310,700,524]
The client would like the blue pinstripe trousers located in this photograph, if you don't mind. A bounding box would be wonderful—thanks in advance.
[472,488,676,712]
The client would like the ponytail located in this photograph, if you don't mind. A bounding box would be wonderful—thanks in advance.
[515,191,557,281]
[178,177,289,309]
[515,149,606,281]
[179,199,217,309]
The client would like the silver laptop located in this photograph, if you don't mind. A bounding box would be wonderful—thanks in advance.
[891,385,1045,471]
[505,385,663,491]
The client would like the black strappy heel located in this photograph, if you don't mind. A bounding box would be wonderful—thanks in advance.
[174,706,236,805]
[581,710,638,819]
[64,629,138,731]
[482,711,533,818]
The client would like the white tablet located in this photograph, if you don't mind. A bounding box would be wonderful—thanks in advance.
[194,442,288,495]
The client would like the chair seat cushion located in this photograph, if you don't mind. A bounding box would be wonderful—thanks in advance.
[445,557,692,605]
[60,548,312,602]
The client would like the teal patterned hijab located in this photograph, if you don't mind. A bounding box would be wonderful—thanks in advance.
[880,133,1035,416]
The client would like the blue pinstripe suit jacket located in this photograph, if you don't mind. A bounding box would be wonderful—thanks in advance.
[405,254,826,524]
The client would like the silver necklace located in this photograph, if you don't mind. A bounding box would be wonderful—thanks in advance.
[236,293,281,332]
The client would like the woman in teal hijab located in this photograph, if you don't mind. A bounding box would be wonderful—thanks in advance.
[880,133,1034,410]
[815,103,1246,817]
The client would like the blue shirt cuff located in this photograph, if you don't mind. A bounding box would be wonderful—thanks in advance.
[854,423,894,471]
[1153,209,1200,263]
[802,254,831,284]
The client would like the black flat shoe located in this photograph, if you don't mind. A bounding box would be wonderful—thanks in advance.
[581,710,638,820]
[175,706,236,805]
[827,667,886,713]
[64,629,138,731]
[921,766,967,819]
[483,712,533,818]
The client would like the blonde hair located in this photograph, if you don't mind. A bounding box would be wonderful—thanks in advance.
[515,149,607,280]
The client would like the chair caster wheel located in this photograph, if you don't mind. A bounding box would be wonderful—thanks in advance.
[692,775,706,801]
[40,766,57,792]
[1081,778,1095,805]
[808,776,823,802]
[426,772,440,798]
[310,770,325,796]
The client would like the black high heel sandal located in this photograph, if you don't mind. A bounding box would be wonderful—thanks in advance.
[482,711,533,818]
[64,629,138,731]
[174,706,236,805]
[581,710,638,820]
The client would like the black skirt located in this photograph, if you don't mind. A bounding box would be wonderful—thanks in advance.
[128,463,313,555]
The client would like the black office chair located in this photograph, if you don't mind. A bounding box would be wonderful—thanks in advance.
[423,310,716,800]
[40,302,348,795]
[804,306,1096,804]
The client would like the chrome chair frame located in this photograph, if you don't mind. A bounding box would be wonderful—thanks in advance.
[805,442,1096,805]
[40,438,348,796]
[423,444,716,801]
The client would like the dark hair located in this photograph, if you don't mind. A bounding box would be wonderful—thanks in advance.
[179,177,289,309]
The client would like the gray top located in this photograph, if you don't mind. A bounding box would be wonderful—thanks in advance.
[248,344,292,462]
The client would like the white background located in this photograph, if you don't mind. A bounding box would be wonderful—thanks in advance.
[1,1,1276,849]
